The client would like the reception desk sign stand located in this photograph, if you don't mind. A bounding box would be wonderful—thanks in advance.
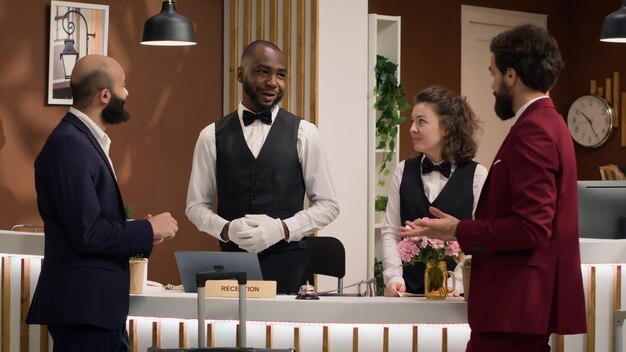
[147,271,293,352]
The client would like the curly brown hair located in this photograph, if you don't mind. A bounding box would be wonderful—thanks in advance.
[413,86,480,164]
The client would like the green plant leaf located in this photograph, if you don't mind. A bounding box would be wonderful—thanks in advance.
[374,55,410,184]
[124,204,135,220]
[129,253,145,262]
[426,264,445,291]
[373,257,386,296]
[374,196,388,212]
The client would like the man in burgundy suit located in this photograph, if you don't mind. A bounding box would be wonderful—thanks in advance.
[398,24,586,351]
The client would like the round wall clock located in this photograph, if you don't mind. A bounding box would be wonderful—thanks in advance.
[567,94,613,148]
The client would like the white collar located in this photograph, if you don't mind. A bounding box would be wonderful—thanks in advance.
[69,107,110,146]
[515,96,549,119]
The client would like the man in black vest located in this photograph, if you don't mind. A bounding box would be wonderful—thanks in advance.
[186,40,339,294]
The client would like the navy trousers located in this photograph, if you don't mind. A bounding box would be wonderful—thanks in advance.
[48,323,130,352]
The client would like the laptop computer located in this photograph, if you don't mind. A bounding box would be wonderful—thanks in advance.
[175,251,264,293]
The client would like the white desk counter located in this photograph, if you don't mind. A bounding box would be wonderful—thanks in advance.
[579,237,626,263]
[0,229,44,256]
[1,230,625,351]
[129,290,468,325]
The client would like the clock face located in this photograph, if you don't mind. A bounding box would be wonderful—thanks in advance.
[567,95,613,148]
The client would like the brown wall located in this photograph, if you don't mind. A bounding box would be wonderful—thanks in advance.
[565,0,626,179]
[3,1,626,284]
[369,0,626,180]
[0,0,223,284]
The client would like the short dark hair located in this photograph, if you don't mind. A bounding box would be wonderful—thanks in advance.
[241,40,282,63]
[413,86,480,164]
[70,69,112,109]
[490,24,563,92]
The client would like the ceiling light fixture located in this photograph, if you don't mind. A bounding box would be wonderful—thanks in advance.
[141,0,197,46]
[601,0,626,43]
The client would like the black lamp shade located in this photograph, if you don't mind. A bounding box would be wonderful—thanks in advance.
[141,0,196,46]
[601,0,626,43]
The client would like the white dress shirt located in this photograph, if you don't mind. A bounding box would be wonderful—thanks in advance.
[70,107,116,179]
[516,95,549,119]
[186,103,340,242]
[381,156,487,291]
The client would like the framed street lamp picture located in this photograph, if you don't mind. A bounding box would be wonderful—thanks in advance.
[48,1,109,105]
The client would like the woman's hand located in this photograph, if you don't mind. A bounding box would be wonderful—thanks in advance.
[384,282,406,297]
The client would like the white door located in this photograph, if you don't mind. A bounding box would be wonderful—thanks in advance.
[461,6,546,168]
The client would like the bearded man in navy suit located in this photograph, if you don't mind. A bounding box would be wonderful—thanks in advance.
[398,25,586,351]
[27,55,178,352]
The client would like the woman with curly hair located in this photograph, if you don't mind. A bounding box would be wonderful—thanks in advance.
[381,85,487,296]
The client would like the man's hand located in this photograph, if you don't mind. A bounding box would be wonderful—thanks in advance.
[227,217,255,246]
[147,212,178,244]
[235,214,285,253]
[396,206,459,241]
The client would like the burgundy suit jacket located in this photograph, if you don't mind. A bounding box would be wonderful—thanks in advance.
[457,98,587,334]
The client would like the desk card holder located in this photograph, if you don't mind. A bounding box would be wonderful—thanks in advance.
[204,279,277,298]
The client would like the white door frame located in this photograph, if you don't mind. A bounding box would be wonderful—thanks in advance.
[461,5,547,168]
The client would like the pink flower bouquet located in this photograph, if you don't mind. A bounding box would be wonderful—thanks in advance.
[396,236,462,265]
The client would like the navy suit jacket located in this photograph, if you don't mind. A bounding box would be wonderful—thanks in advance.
[27,113,153,329]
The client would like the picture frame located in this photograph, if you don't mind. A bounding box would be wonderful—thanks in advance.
[48,1,109,105]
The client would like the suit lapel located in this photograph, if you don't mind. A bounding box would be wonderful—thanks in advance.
[491,98,555,166]
[510,98,555,130]
[63,113,125,215]
[480,98,556,211]
[64,113,117,180]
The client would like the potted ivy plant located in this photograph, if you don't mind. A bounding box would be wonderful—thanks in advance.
[374,54,410,186]
[374,195,388,224]
[373,257,385,296]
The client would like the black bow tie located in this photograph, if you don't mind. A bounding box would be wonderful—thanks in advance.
[421,158,451,178]
[243,109,272,126]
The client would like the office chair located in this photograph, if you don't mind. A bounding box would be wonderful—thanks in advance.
[306,236,346,293]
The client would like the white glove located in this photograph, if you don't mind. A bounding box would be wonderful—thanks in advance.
[236,214,285,253]
[228,217,255,248]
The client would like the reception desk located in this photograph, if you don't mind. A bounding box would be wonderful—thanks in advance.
[0,231,623,351]
[128,291,469,351]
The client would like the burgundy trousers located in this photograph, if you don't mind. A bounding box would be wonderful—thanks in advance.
[466,331,551,352]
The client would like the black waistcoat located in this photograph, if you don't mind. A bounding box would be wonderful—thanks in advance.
[398,157,477,293]
[215,109,306,253]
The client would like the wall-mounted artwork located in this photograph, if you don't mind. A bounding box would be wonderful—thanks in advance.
[48,1,109,105]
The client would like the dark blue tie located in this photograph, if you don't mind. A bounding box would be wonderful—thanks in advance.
[421,158,452,178]
[243,109,272,126]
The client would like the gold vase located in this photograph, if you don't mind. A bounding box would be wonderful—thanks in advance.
[424,260,455,300]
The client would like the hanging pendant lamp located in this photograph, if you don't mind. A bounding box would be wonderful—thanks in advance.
[600,0,626,43]
[141,0,197,46]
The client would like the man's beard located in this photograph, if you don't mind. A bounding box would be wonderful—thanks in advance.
[242,78,283,112]
[493,83,515,121]
[101,92,130,125]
